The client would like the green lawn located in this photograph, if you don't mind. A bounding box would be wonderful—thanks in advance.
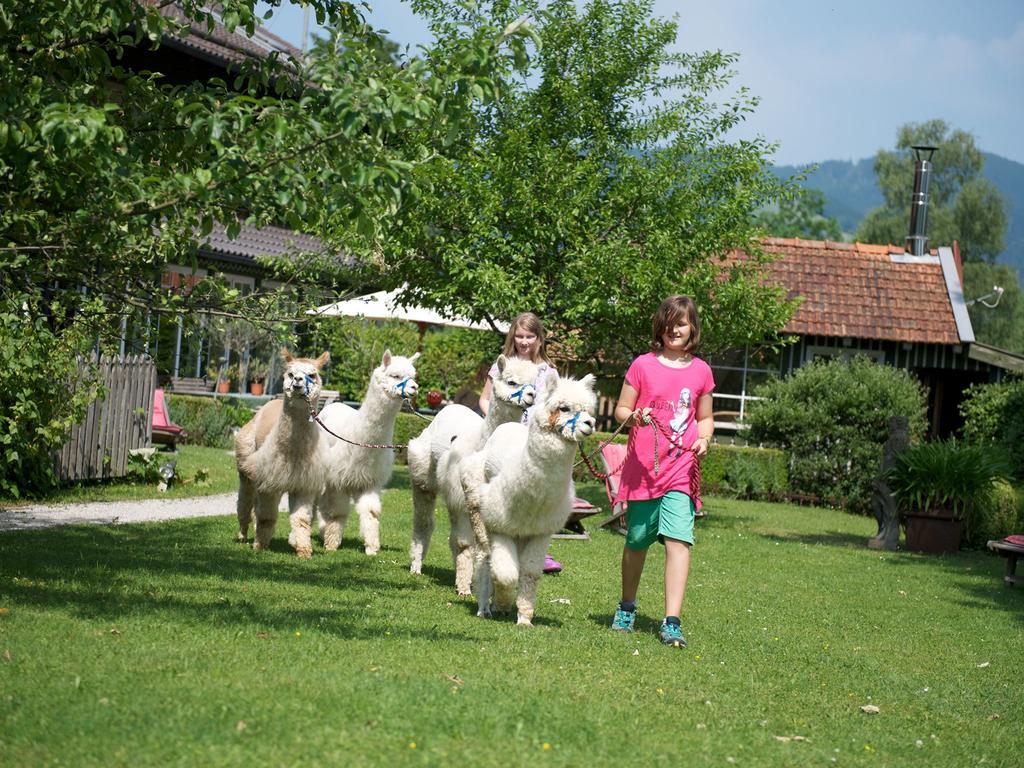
[1,469,1021,767]
[1,445,239,506]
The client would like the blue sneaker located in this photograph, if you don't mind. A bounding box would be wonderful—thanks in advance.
[611,607,636,632]
[659,619,686,648]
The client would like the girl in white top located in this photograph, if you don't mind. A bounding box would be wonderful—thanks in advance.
[478,312,564,573]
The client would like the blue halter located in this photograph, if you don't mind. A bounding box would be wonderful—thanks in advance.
[303,373,316,395]
[396,378,413,397]
[565,411,581,436]
[510,384,530,404]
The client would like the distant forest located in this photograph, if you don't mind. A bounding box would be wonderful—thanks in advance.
[772,152,1024,278]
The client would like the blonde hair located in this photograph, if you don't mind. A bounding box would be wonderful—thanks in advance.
[651,295,701,354]
[501,312,552,365]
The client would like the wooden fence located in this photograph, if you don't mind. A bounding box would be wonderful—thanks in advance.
[54,355,156,483]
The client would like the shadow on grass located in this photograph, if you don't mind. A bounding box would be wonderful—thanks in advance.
[0,520,484,642]
[758,530,868,549]
[880,548,1024,625]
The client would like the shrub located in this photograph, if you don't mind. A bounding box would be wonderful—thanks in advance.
[960,377,1024,479]
[969,479,1021,549]
[746,356,928,513]
[168,395,253,449]
[415,328,495,400]
[309,318,420,401]
[0,299,99,498]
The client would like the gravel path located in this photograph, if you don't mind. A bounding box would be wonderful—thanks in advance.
[0,493,243,531]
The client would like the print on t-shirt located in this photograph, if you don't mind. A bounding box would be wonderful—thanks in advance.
[667,387,691,457]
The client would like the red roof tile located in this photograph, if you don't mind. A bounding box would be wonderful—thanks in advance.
[733,237,959,345]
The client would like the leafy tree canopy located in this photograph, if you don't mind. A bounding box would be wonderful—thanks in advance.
[1,0,533,333]
[855,119,1008,262]
[0,0,532,495]
[382,0,797,368]
[755,188,842,242]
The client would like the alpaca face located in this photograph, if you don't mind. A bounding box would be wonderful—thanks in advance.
[372,349,420,400]
[537,374,597,442]
[281,349,330,403]
[492,355,539,410]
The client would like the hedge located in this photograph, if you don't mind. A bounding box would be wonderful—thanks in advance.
[166,394,254,449]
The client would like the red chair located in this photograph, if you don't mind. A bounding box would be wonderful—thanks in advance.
[596,443,628,534]
[151,388,186,449]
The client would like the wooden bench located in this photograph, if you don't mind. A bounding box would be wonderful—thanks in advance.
[987,539,1024,587]
[170,377,211,395]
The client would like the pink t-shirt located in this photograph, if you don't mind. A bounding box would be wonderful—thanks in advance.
[615,352,715,508]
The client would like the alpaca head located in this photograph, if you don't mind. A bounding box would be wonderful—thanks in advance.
[535,374,597,442]
[371,349,420,401]
[491,354,539,411]
[280,348,330,403]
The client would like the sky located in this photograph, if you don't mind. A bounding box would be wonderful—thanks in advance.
[258,1,1024,167]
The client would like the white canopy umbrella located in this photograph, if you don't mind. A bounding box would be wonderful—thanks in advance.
[308,286,509,334]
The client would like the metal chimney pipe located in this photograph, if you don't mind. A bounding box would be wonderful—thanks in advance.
[906,145,937,256]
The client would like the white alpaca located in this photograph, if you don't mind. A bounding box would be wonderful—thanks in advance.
[461,374,597,625]
[407,355,539,593]
[316,350,419,555]
[235,349,331,557]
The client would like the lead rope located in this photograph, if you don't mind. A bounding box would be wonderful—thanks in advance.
[310,408,409,450]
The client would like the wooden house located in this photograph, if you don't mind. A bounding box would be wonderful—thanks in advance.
[712,238,1023,437]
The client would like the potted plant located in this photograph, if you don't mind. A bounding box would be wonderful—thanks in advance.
[887,440,1008,554]
[246,358,268,395]
[208,363,236,394]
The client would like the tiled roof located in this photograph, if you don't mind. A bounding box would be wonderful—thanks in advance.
[740,237,961,345]
[147,2,302,70]
[198,222,347,267]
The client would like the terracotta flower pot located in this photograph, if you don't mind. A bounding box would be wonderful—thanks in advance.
[216,380,231,394]
[249,382,264,396]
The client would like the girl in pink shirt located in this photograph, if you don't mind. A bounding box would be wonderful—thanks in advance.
[610,295,715,648]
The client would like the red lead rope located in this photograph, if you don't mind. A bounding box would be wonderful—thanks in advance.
[309,409,408,450]
[578,417,703,501]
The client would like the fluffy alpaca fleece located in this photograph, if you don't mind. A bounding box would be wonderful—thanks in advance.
[234,349,331,557]
[316,350,419,555]
[461,374,597,625]
[407,355,539,593]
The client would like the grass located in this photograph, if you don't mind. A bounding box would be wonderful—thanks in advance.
[1,445,238,506]
[1,468,1021,767]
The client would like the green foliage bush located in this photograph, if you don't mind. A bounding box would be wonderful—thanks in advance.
[746,357,928,513]
[0,300,98,498]
[416,328,495,400]
[168,395,252,449]
[309,319,420,401]
[960,377,1024,479]
[968,479,1021,549]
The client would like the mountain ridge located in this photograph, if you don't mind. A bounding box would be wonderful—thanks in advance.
[771,152,1024,279]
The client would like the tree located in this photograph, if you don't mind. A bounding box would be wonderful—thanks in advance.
[755,188,842,241]
[385,0,797,368]
[855,120,1008,262]
[963,261,1024,354]
[0,0,532,494]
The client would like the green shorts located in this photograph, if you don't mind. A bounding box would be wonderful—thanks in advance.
[625,491,695,550]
